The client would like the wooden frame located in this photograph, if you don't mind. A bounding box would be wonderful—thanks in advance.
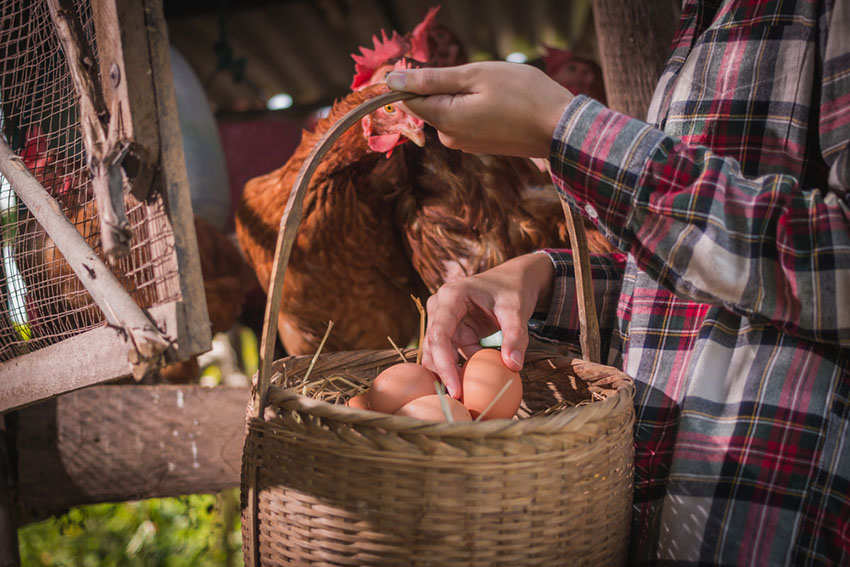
[0,0,210,412]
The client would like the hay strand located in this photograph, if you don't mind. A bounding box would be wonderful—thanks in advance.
[411,295,425,364]
[386,336,407,362]
[300,320,334,394]
[473,378,515,422]
[433,379,454,422]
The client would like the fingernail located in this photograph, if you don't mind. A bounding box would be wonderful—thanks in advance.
[386,71,407,90]
[508,350,524,369]
[446,384,457,399]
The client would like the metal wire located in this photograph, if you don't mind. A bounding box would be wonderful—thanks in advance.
[0,0,180,362]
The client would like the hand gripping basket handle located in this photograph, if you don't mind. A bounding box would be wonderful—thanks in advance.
[252,90,602,418]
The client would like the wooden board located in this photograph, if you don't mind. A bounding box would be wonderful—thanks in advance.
[10,384,249,522]
[0,304,179,412]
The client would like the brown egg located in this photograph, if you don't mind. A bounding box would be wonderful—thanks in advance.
[395,394,472,422]
[461,348,523,420]
[347,393,370,410]
[368,362,439,414]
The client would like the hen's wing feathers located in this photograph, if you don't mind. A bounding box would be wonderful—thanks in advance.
[396,139,614,293]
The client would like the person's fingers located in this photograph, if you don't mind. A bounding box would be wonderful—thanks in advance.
[422,291,466,398]
[386,66,469,95]
[396,95,455,128]
[494,306,529,371]
[423,331,462,399]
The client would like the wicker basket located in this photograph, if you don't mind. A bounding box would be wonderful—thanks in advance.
[241,91,636,567]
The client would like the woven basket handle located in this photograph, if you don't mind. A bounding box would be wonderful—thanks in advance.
[253,91,419,418]
[252,90,603,417]
[559,200,601,363]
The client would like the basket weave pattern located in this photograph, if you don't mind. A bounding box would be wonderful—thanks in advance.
[242,349,634,566]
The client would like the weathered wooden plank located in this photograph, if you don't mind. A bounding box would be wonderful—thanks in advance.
[0,303,178,413]
[11,385,250,522]
[90,0,160,201]
[142,0,211,361]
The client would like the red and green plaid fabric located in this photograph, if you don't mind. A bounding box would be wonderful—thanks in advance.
[531,0,850,565]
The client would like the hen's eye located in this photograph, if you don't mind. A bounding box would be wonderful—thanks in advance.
[384,104,395,113]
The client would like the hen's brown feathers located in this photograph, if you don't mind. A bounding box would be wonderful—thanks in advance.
[395,135,613,293]
[235,85,423,355]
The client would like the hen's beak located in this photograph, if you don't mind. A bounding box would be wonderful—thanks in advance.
[401,127,426,147]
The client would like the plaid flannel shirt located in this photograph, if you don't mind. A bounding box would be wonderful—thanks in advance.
[530,0,850,565]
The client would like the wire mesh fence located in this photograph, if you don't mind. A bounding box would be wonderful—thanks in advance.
[0,0,181,363]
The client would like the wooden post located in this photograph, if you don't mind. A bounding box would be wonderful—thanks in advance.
[139,0,212,361]
[591,0,679,118]
[11,385,249,523]
[90,0,160,201]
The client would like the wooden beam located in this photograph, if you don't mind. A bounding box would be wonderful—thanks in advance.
[11,385,250,523]
[0,303,180,413]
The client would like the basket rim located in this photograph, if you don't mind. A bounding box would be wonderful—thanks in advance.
[261,348,635,439]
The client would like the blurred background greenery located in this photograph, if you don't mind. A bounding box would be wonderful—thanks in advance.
[18,489,243,567]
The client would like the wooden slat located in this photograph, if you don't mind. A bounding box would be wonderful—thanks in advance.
[142,0,211,360]
[0,303,178,413]
[11,384,250,522]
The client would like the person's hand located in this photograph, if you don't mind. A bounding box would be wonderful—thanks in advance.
[421,252,556,398]
[386,61,574,158]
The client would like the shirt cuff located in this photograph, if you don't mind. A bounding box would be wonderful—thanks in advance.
[529,248,627,357]
[529,249,583,349]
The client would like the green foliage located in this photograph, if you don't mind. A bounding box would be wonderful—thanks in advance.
[19,490,243,567]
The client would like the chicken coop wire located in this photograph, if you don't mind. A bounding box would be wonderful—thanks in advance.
[0,0,181,363]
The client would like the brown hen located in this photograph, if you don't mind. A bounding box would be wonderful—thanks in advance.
[235,84,426,355]
[351,8,615,293]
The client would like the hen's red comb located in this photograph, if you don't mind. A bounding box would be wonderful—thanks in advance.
[409,5,440,63]
[350,29,407,90]
[350,5,442,90]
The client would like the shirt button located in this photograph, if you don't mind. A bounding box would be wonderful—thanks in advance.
[584,204,598,219]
